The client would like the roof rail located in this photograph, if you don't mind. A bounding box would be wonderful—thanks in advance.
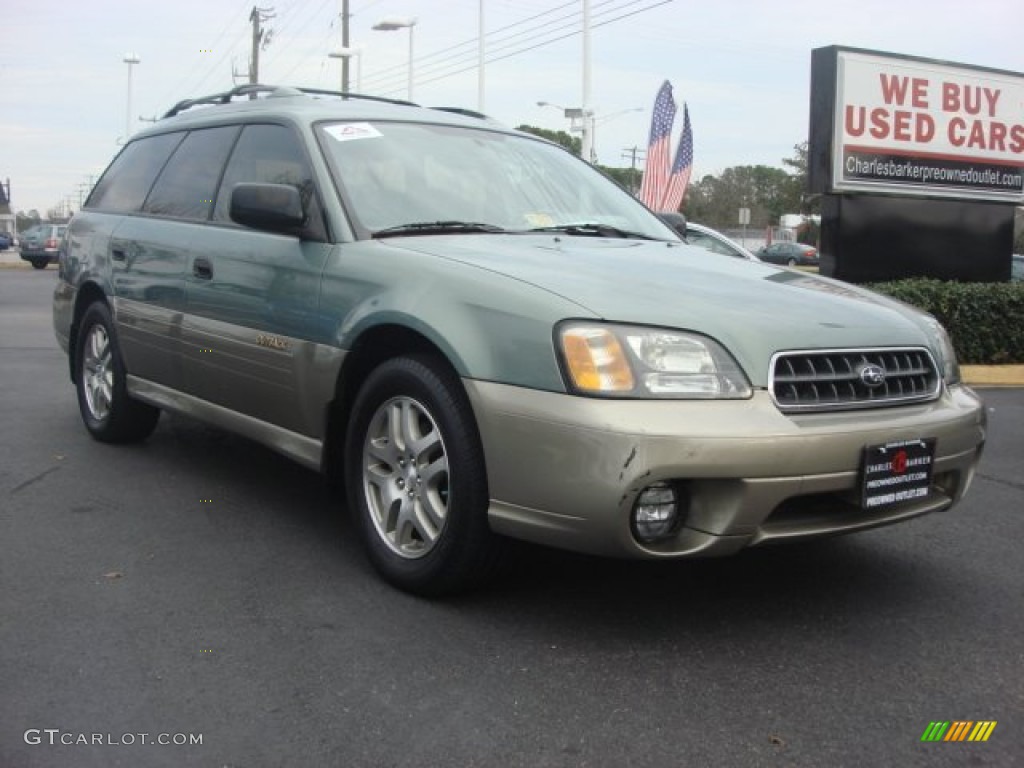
[431,106,492,121]
[162,84,281,118]
[291,87,417,107]
[161,84,417,119]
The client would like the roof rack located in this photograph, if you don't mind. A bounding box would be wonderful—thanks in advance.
[431,106,492,121]
[292,87,417,107]
[161,84,417,119]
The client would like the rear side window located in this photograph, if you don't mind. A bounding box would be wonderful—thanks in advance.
[86,132,184,213]
[143,126,240,220]
[213,123,325,240]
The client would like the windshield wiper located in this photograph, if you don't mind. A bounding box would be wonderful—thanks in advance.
[523,223,659,240]
[373,221,507,238]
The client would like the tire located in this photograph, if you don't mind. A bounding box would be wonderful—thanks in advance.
[345,355,502,596]
[787,257,797,266]
[31,259,48,270]
[74,302,160,443]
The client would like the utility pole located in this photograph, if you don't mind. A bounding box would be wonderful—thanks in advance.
[248,6,275,91]
[341,0,350,93]
[77,181,93,209]
[250,7,261,85]
[621,146,645,195]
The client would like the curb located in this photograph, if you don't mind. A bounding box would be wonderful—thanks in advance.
[961,365,1024,387]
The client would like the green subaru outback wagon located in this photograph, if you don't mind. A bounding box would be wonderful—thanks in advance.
[54,85,985,595]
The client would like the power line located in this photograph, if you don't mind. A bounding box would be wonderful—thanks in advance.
[158,0,254,106]
[362,0,637,94]
[361,0,622,90]
[268,0,337,81]
[363,0,581,81]
[275,0,341,83]
[368,0,671,97]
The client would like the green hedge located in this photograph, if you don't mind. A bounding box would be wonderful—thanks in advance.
[865,278,1024,365]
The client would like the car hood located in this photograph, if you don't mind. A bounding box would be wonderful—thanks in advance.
[383,235,937,386]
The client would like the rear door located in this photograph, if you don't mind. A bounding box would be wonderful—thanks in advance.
[85,131,186,386]
[108,127,239,390]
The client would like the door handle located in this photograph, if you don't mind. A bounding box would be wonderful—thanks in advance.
[193,257,213,280]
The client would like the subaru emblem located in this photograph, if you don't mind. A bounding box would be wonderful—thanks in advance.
[858,363,886,388]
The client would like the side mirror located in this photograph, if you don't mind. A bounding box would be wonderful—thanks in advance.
[230,183,307,234]
[657,211,687,238]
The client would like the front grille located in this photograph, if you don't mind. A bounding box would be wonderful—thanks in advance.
[770,347,941,412]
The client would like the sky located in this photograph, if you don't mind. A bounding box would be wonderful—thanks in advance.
[1,0,1021,216]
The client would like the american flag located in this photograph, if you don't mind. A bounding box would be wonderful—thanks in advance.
[659,103,693,212]
[638,81,676,209]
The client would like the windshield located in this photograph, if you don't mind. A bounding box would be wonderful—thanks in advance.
[316,120,677,240]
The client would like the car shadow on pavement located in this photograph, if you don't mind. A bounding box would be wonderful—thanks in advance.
[452,533,955,640]
[148,412,958,638]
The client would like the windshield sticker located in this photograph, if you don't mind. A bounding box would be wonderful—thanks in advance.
[523,212,554,227]
[324,123,382,142]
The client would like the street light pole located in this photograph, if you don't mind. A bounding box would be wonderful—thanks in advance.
[122,53,140,143]
[537,101,584,155]
[478,0,485,112]
[580,0,593,164]
[340,0,350,93]
[372,17,417,101]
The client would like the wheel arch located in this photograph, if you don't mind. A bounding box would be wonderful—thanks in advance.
[322,322,472,484]
[68,281,110,382]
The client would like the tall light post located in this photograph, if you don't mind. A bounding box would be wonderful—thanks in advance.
[372,17,416,101]
[539,102,642,163]
[329,46,363,92]
[478,0,485,112]
[537,101,587,158]
[580,0,593,164]
[122,53,140,142]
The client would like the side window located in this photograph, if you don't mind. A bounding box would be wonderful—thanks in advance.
[86,133,185,213]
[214,124,324,240]
[143,126,240,220]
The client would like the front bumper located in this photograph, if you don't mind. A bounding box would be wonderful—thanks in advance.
[465,381,986,558]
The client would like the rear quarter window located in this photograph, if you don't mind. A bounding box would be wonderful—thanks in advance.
[86,132,185,213]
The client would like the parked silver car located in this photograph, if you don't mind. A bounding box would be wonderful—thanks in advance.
[53,85,986,595]
[20,223,66,269]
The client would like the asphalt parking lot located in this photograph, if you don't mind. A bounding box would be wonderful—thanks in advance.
[1,268,1022,767]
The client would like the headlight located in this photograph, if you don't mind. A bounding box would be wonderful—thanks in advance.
[558,322,752,399]
[924,316,960,385]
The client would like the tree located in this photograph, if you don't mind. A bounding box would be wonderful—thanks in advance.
[595,164,634,192]
[16,210,41,233]
[782,141,808,187]
[678,165,800,229]
[783,140,823,217]
[515,124,581,156]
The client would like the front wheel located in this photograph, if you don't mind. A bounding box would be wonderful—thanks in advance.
[345,355,502,596]
[74,302,160,443]
[787,257,797,266]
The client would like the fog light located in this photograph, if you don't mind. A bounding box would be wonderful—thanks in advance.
[632,482,681,543]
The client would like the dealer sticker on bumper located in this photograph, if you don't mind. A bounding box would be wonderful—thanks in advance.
[861,439,936,509]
